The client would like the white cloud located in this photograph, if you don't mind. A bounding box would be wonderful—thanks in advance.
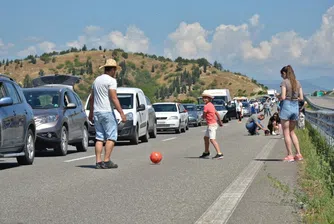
[249,14,260,27]
[163,5,334,77]
[17,46,37,57]
[66,25,150,53]
[38,41,57,53]
[0,39,14,55]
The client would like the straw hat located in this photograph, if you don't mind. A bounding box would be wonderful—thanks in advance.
[202,91,214,99]
[99,58,121,70]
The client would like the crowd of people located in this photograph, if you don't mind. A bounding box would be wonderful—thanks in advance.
[89,59,307,168]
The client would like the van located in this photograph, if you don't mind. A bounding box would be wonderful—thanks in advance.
[85,87,155,145]
[197,89,231,105]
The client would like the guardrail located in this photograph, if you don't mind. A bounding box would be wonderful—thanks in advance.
[304,94,333,111]
[305,109,334,147]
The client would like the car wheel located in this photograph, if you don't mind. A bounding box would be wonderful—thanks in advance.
[223,116,229,123]
[175,122,181,134]
[149,122,157,138]
[76,126,88,152]
[17,129,35,165]
[186,120,189,130]
[140,125,149,143]
[130,125,139,145]
[55,126,68,156]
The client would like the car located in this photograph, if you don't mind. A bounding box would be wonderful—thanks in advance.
[226,101,237,120]
[214,104,229,123]
[153,102,189,133]
[242,102,251,117]
[145,96,158,138]
[85,87,155,145]
[23,75,89,156]
[196,104,205,125]
[183,103,201,127]
[0,74,36,165]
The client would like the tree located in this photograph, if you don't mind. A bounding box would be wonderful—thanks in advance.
[52,57,56,63]
[23,74,33,88]
[82,44,87,51]
[39,69,45,77]
[99,46,102,51]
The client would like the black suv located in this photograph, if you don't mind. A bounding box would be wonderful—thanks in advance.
[0,74,36,165]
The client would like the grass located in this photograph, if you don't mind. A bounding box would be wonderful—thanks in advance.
[295,122,334,223]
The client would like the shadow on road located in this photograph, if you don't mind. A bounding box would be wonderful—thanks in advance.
[0,162,20,170]
[184,157,210,159]
[35,150,79,157]
[76,165,96,169]
[254,158,283,162]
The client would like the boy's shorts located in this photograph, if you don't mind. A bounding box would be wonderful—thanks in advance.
[94,111,118,142]
[205,123,218,139]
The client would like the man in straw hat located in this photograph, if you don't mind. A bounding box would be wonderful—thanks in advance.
[88,58,126,169]
[199,91,224,159]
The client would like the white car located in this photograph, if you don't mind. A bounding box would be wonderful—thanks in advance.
[85,87,154,145]
[214,104,229,123]
[152,102,189,133]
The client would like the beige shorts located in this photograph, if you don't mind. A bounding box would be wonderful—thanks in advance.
[205,123,218,139]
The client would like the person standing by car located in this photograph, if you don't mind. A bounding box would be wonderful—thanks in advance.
[199,91,224,159]
[236,100,243,123]
[279,65,303,162]
[88,59,126,169]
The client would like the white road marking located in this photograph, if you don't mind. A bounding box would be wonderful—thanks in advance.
[195,139,277,224]
[64,155,99,163]
[162,137,177,142]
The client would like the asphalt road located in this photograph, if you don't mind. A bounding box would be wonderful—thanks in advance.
[0,117,298,224]
[308,96,334,110]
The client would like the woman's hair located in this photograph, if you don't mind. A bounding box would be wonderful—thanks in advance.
[280,65,298,92]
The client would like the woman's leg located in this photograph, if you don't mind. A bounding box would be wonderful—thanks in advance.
[289,121,302,155]
[281,119,293,156]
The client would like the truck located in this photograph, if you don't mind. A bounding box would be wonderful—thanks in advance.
[197,89,231,105]
[267,89,277,97]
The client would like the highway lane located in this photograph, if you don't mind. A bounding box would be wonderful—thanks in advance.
[308,96,334,110]
[0,118,282,224]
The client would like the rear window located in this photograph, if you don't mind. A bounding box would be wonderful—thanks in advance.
[23,90,60,109]
[152,104,177,112]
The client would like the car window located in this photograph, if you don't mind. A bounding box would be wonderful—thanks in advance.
[0,82,7,99]
[73,92,82,107]
[179,104,186,112]
[118,94,134,109]
[145,96,151,105]
[183,105,196,111]
[5,82,21,104]
[23,90,60,109]
[152,104,177,112]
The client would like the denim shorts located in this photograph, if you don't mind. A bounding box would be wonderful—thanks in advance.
[94,111,118,142]
[279,100,299,121]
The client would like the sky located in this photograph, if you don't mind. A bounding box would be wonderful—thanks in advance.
[0,0,334,81]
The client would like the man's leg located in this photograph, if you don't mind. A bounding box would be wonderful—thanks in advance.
[104,140,115,162]
[100,112,118,168]
[95,140,104,163]
[93,113,107,168]
[209,125,223,159]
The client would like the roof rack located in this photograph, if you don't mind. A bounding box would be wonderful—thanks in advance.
[0,74,14,81]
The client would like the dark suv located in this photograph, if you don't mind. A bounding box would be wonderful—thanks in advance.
[0,74,36,165]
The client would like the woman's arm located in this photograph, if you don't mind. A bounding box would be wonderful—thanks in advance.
[281,86,286,100]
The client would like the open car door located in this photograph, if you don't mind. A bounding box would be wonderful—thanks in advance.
[32,75,81,90]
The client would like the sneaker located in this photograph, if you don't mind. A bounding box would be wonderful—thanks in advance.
[103,160,118,169]
[294,154,304,161]
[283,155,294,162]
[199,152,210,158]
[95,162,106,169]
[212,153,224,159]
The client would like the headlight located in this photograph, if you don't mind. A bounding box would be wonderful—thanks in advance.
[126,112,133,120]
[38,115,59,124]
[169,116,178,120]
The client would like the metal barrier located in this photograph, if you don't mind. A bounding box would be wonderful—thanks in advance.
[304,95,333,111]
[305,109,334,147]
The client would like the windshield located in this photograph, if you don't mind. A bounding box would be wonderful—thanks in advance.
[152,104,177,112]
[183,105,196,111]
[215,105,227,111]
[118,94,134,109]
[23,90,60,109]
[242,102,250,107]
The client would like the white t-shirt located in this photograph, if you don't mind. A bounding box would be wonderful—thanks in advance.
[254,102,259,109]
[236,102,243,112]
[92,74,117,112]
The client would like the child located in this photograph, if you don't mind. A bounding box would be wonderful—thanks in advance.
[199,91,224,159]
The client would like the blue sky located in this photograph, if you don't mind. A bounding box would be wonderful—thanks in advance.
[1,0,334,81]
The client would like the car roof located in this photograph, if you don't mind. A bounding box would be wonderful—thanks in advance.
[0,74,15,82]
[23,87,64,92]
[117,87,144,93]
[153,102,178,105]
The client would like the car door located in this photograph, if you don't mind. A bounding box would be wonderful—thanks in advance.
[63,91,76,141]
[145,96,154,132]
[4,82,26,147]
[179,104,187,127]
[138,91,147,135]
[73,92,87,137]
[66,91,81,140]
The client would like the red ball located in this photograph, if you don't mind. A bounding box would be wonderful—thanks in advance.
[150,152,162,164]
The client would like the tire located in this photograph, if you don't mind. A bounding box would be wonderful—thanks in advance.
[130,125,139,145]
[17,129,35,165]
[223,116,229,123]
[175,122,181,134]
[55,126,68,156]
[186,120,189,130]
[76,126,88,152]
[194,122,198,127]
[149,122,157,138]
[140,124,149,143]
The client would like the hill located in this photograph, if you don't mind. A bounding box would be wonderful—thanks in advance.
[0,48,267,103]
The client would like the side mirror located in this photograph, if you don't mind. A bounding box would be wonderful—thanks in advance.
[137,104,146,111]
[0,97,13,107]
[66,103,77,109]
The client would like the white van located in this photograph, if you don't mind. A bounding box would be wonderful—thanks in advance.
[85,87,153,145]
[197,89,231,105]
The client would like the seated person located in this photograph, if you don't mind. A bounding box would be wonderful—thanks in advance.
[245,113,266,135]
[267,112,281,135]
